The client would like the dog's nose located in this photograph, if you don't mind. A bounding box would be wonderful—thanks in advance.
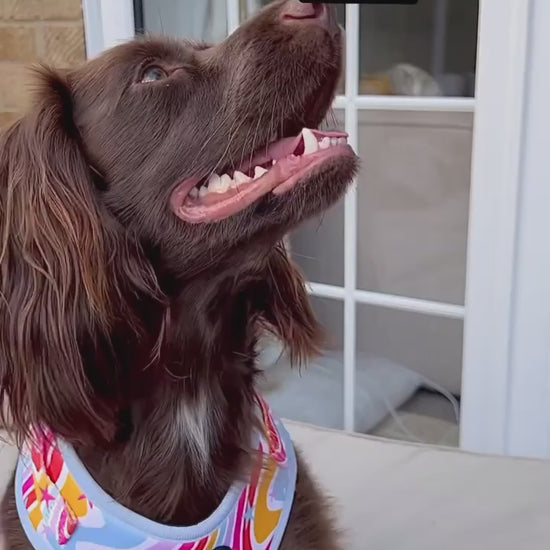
[281,1,333,27]
[282,1,319,19]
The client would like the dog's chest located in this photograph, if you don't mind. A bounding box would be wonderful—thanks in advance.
[15,398,297,550]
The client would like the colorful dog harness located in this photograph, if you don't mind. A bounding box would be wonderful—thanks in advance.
[15,396,297,550]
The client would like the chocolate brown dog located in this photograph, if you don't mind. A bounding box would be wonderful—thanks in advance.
[0,1,358,548]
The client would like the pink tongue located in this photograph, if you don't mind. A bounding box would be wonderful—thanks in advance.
[246,135,302,169]
[242,130,347,171]
[266,135,301,160]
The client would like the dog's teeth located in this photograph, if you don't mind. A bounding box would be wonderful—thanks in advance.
[302,128,319,155]
[330,137,339,147]
[272,159,277,165]
[189,187,199,198]
[217,174,232,192]
[319,137,331,150]
[199,184,209,197]
[206,173,221,192]
[234,170,251,184]
[337,137,347,145]
[254,166,268,179]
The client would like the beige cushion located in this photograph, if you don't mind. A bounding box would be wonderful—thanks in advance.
[2,423,550,549]
[287,422,550,549]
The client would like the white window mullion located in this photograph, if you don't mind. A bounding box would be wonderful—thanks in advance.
[334,95,475,112]
[343,5,360,433]
[308,283,465,321]
[226,0,240,35]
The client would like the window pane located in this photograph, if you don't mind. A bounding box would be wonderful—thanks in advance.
[140,1,478,98]
[258,297,344,430]
[356,303,461,446]
[356,109,472,305]
[141,0,228,42]
[359,0,478,97]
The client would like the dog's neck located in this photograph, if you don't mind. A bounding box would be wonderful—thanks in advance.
[77,271,263,526]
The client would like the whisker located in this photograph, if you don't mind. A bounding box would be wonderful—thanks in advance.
[246,100,270,171]
[209,116,248,177]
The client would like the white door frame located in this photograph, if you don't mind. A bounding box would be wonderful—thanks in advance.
[461,0,550,459]
[82,0,550,458]
[82,0,135,57]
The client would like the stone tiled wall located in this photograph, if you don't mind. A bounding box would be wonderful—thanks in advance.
[0,0,85,128]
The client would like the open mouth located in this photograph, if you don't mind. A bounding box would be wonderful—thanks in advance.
[170,128,354,223]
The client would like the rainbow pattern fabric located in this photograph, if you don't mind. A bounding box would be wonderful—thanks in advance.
[15,396,297,550]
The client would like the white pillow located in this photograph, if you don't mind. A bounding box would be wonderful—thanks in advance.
[259,350,423,433]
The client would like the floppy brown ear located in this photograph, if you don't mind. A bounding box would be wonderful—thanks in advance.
[0,68,135,445]
[259,243,322,365]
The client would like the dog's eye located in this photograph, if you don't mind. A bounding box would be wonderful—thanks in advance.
[140,66,168,83]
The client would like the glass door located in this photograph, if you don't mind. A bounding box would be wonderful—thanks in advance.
[82,0,550,458]
[239,1,475,447]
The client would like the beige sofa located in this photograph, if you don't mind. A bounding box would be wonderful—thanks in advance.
[2,421,550,549]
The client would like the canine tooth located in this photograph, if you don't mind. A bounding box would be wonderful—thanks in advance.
[199,184,209,197]
[190,187,199,198]
[272,159,277,165]
[254,166,268,179]
[330,138,339,147]
[337,137,347,145]
[319,137,331,150]
[234,170,251,185]
[302,128,319,155]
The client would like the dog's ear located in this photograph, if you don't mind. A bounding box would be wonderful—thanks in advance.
[0,67,151,445]
[259,243,322,365]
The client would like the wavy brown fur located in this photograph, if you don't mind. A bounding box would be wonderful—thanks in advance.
[0,1,358,548]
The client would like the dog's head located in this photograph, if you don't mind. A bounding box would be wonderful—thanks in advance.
[0,1,357,444]
[74,0,357,272]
